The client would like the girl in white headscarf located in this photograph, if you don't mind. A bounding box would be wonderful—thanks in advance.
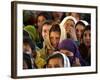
[46,51,70,68]
[60,16,77,41]
[75,20,89,44]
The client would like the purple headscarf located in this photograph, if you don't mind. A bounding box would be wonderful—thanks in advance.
[58,39,81,65]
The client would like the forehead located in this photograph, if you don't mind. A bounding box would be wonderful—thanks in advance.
[50,31,60,36]
[84,30,90,33]
[43,24,51,29]
[83,30,91,35]
[76,24,85,29]
[49,57,63,63]
[38,15,46,20]
[65,19,74,24]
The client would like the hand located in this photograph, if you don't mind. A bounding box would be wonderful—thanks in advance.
[68,27,77,41]
[60,49,74,57]
[72,57,81,66]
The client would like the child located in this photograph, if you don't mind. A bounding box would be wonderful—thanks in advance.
[34,21,52,68]
[42,20,52,40]
[36,12,51,36]
[66,12,81,21]
[52,12,65,23]
[23,30,36,69]
[35,23,66,68]
[79,25,91,66]
[75,20,88,44]
[35,12,52,48]
[49,23,61,50]
[58,39,82,66]
[24,25,42,49]
[46,51,70,68]
[60,16,77,41]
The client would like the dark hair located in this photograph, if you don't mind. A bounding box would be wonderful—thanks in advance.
[85,25,91,30]
[36,12,52,35]
[23,53,33,69]
[52,12,66,23]
[75,21,86,28]
[23,30,29,37]
[23,36,36,52]
[49,23,61,35]
[23,10,35,26]
[36,12,51,23]
[81,25,91,39]
[41,20,53,31]
[68,12,81,19]
[42,20,53,27]
[46,53,64,66]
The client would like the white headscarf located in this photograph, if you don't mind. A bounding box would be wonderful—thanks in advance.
[60,16,77,28]
[47,51,70,67]
[79,20,89,26]
[60,16,77,41]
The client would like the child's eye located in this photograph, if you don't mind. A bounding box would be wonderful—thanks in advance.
[54,65,60,68]
[76,29,79,32]
[84,34,87,37]
[71,25,74,27]
[47,65,52,68]
[44,30,47,33]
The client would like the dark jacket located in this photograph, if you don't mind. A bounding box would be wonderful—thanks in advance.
[79,43,91,66]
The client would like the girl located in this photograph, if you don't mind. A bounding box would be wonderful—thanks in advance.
[58,39,82,66]
[79,25,91,66]
[36,12,51,35]
[60,16,77,41]
[75,20,89,44]
[24,25,41,49]
[35,23,66,68]
[42,20,52,40]
[23,30,36,69]
[46,51,70,68]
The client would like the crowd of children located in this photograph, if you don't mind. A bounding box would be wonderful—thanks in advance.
[23,11,91,69]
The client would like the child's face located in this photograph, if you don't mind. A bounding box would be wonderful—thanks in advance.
[52,12,63,20]
[83,30,91,47]
[37,16,46,32]
[23,42,32,54]
[47,58,63,68]
[42,24,51,40]
[71,13,80,21]
[64,19,75,32]
[50,31,60,49]
[76,24,85,41]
